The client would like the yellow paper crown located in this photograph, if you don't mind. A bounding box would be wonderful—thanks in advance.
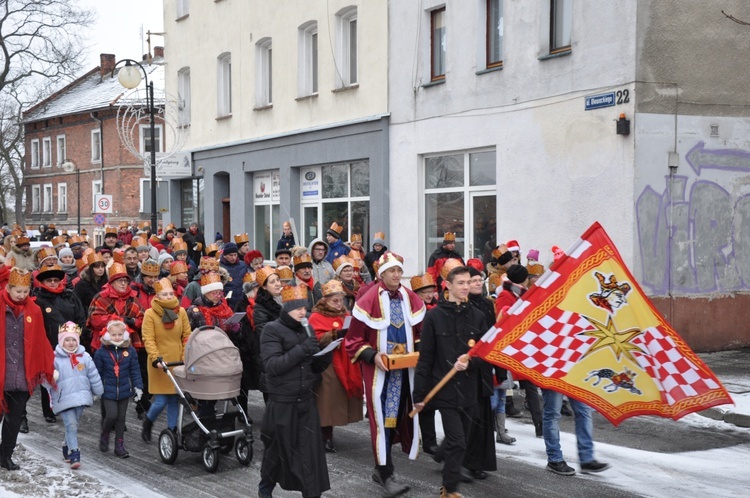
[140,259,160,276]
[255,266,278,287]
[443,232,456,242]
[321,280,344,296]
[281,284,308,303]
[8,268,32,287]
[198,256,220,272]
[58,321,82,336]
[153,277,173,294]
[242,272,257,284]
[440,258,464,280]
[410,274,436,292]
[234,233,249,244]
[350,233,363,243]
[332,256,353,273]
[169,261,189,275]
[276,266,294,281]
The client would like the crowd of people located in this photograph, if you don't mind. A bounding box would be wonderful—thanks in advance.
[0,220,609,498]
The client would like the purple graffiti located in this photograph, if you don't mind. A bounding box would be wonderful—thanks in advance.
[686,141,750,175]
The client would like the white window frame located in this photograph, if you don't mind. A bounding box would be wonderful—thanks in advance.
[57,183,68,213]
[177,67,191,126]
[335,7,358,88]
[550,0,572,53]
[177,0,189,18]
[139,124,164,156]
[91,129,102,162]
[43,183,53,212]
[56,135,66,167]
[255,38,273,107]
[30,139,40,169]
[92,180,102,212]
[217,52,232,117]
[42,137,52,168]
[31,185,41,212]
[298,21,318,97]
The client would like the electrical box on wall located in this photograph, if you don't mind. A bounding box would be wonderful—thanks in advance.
[616,113,630,136]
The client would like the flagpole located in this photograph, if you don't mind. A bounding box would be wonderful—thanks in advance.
[409,340,475,418]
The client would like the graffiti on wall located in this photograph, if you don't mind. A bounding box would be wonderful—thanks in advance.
[636,141,750,295]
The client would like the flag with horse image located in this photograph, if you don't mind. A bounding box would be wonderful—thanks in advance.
[470,222,732,425]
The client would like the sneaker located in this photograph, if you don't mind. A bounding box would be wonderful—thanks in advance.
[580,460,610,474]
[546,460,576,476]
[62,444,70,463]
[69,449,81,470]
[99,431,110,452]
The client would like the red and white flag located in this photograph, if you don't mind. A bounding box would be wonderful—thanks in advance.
[471,222,732,425]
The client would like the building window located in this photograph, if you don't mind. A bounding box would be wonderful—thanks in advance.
[217,52,232,117]
[177,0,189,18]
[255,38,273,107]
[550,0,572,53]
[298,21,318,96]
[335,7,357,88]
[431,8,446,81]
[253,170,280,260]
[300,161,370,248]
[92,180,102,212]
[486,0,503,68]
[43,183,53,212]
[42,137,52,167]
[178,67,191,126]
[91,129,102,162]
[30,139,40,169]
[31,185,41,212]
[423,149,497,265]
[58,183,67,212]
[139,124,164,155]
[56,135,66,166]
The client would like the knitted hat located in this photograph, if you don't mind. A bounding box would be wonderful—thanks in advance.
[158,252,174,267]
[215,232,224,242]
[281,284,308,312]
[506,264,529,285]
[58,321,81,351]
[108,262,129,282]
[326,222,344,240]
[373,232,386,246]
[466,258,484,274]
[222,242,239,255]
[552,245,566,262]
[59,247,74,260]
[255,266,278,287]
[527,249,540,262]
[102,319,130,343]
[244,250,264,266]
[201,273,223,295]
[377,251,404,277]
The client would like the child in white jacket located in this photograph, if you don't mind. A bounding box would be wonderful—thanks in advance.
[50,322,103,469]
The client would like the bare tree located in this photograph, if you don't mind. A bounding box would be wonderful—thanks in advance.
[0,0,93,226]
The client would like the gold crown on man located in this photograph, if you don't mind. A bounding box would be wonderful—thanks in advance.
[198,256,220,272]
[234,233,249,244]
[440,258,464,280]
[281,284,308,303]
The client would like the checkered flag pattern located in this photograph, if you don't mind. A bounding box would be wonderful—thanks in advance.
[632,327,721,405]
[501,307,597,378]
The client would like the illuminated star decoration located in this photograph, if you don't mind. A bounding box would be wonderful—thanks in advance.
[579,317,645,363]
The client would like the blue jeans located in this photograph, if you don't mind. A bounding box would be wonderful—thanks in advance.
[490,387,507,414]
[59,406,85,451]
[146,394,179,429]
[541,389,594,464]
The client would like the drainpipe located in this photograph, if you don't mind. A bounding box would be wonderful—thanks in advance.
[90,112,104,192]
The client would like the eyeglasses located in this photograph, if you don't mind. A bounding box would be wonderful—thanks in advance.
[43,278,61,284]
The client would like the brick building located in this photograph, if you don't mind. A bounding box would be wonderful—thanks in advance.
[22,51,165,238]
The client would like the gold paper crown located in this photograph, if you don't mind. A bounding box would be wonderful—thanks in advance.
[167,223,177,231]
[440,258,464,280]
[68,235,83,246]
[82,247,95,261]
[170,261,189,275]
[48,223,56,229]
[75,259,87,272]
[10,229,22,237]
[527,262,545,276]
[149,235,161,245]
[328,222,343,235]
[112,251,125,264]
[171,240,188,252]
[140,260,160,276]
[37,246,57,262]
[8,268,32,287]
[131,237,146,248]
[104,226,118,236]
[443,232,456,242]
[377,251,404,268]
[200,272,222,287]
[276,266,294,281]
[374,232,386,241]
[234,233,249,244]
[87,252,106,266]
[321,280,344,296]
[281,284,308,303]
[15,236,30,245]
[333,256,353,273]
[153,277,173,293]
[108,262,128,281]
[255,266,277,287]
[198,256,220,272]
[349,251,363,269]
[242,272,257,284]
[205,243,220,255]
[58,321,82,336]
[119,221,129,228]
[80,229,88,236]
[350,233,362,243]
[410,274,436,292]
[293,253,313,268]
[138,221,149,229]
[492,244,509,260]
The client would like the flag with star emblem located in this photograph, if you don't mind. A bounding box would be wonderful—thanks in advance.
[471,222,732,425]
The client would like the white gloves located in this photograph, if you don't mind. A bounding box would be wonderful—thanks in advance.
[133,387,143,402]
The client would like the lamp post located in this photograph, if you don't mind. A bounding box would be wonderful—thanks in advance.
[61,160,80,233]
[112,59,158,231]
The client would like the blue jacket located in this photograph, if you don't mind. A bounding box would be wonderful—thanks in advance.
[220,255,248,308]
[51,344,104,414]
[325,238,350,264]
[94,338,143,401]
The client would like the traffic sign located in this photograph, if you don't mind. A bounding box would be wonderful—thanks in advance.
[93,213,106,226]
[95,194,113,214]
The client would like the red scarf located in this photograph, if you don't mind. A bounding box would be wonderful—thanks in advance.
[37,282,65,295]
[298,276,314,291]
[200,298,233,327]
[67,350,83,369]
[309,310,363,398]
[245,298,256,329]
[0,288,56,413]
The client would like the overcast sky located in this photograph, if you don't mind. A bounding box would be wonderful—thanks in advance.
[78,0,164,74]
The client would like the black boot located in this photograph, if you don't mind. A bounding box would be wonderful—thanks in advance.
[141,417,153,442]
[19,416,29,434]
[0,451,20,471]
[506,397,522,418]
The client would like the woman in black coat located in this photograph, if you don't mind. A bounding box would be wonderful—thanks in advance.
[74,256,108,310]
[258,285,332,498]
[252,267,283,401]
[33,265,87,423]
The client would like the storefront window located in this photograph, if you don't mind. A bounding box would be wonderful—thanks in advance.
[253,170,280,260]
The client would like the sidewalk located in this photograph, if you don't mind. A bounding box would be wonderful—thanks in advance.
[697,348,750,428]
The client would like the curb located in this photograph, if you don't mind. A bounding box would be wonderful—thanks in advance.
[697,407,750,428]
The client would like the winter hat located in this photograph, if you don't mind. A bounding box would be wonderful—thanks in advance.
[466,258,484,275]
[201,273,224,295]
[497,250,514,266]
[281,284,309,312]
[222,242,239,255]
[377,251,404,277]
[158,252,174,267]
[373,232,386,246]
[506,264,529,285]
[467,266,482,278]
[102,319,130,344]
[506,240,520,253]
[215,232,224,242]
[326,222,344,240]
[58,247,74,260]
[527,249,540,262]
[58,321,81,351]
[552,245,566,262]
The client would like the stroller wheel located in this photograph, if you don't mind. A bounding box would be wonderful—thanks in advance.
[235,438,252,466]
[158,429,178,465]
[202,445,220,473]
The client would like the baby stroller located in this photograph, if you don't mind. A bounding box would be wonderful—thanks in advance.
[157,325,254,472]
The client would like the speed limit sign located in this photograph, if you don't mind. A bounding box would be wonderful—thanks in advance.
[95,194,113,214]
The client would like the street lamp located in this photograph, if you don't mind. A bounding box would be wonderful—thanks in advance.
[112,59,158,231]
[61,160,80,233]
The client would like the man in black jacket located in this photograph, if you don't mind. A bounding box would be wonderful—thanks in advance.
[413,265,488,498]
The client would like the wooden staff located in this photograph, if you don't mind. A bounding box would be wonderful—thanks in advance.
[409,340,475,418]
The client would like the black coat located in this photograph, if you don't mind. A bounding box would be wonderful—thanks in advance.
[75,272,107,310]
[364,246,387,280]
[33,287,87,347]
[413,298,488,409]
[232,295,261,391]
[253,289,282,392]
[428,246,465,268]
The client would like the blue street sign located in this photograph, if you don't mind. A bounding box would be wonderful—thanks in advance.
[585,92,616,111]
